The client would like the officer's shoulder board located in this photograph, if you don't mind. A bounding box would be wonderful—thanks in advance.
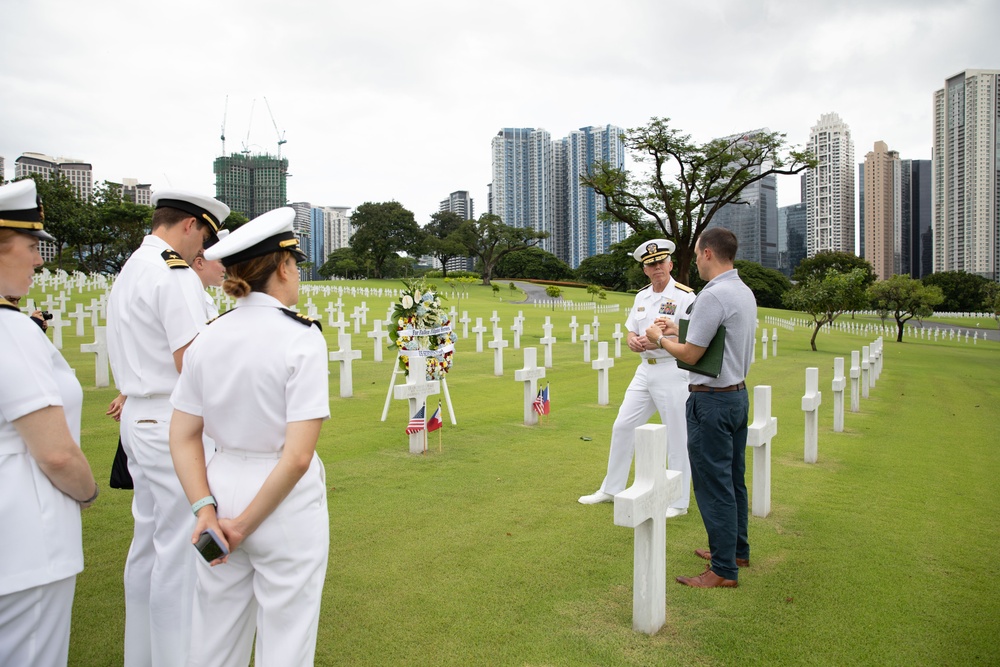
[280,308,322,331]
[674,282,694,293]
[0,297,19,312]
[206,309,233,325]
[636,283,652,294]
[161,249,189,269]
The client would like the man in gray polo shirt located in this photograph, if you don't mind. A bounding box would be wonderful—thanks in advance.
[645,227,756,588]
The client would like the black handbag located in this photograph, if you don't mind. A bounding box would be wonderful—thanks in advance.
[109,437,134,489]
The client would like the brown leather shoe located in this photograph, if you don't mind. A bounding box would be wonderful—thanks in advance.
[676,569,738,588]
[695,548,749,568]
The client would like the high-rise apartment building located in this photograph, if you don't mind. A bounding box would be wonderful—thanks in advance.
[313,205,352,272]
[439,191,474,221]
[863,141,902,280]
[490,125,626,268]
[490,128,553,253]
[289,202,313,279]
[778,202,808,276]
[438,191,475,272]
[562,125,627,268]
[15,152,93,202]
[933,69,1000,280]
[804,113,855,257]
[706,130,779,270]
[213,153,288,220]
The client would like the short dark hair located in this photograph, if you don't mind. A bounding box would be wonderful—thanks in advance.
[698,228,738,262]
[151,206,210,235]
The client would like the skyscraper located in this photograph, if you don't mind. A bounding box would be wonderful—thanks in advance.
[804,113,855,257]
[289,201,313,279]
[778,203,807,276]
[213,153,288,220]
[490,124,625,268]
[863,141,902,280]
[563,125,627,268]
[933,69,1000,280]
[706,130,779,269]
[903,159,932,279]
[438,191,475,272]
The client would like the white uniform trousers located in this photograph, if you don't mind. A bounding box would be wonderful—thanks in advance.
[599,359,692,508]
[0,575,75,667]
[188,450,329,667]
[121,395,197,667]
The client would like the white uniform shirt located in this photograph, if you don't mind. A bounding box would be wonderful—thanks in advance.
[203,291,219,322]
[171,292,330,453]
[625,278,697,361]
[107,235,208,397]
[0,308,84,595]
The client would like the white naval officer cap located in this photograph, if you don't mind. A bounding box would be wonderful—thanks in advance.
[151,189,230,240]
[633,238,675,264]
[204,207,307,267]
[0,179,55,242]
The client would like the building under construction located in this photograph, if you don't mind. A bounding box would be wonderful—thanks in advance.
[213,152,288,221]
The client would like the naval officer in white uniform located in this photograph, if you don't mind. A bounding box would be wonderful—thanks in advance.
[579,239,696,516]
[0,179,98,666]
[107,189,230,667]
[170,207,330,667]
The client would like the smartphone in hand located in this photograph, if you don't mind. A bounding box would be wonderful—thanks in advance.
[194,528,229,562]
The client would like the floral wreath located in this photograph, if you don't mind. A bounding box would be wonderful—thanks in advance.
[388,279,457,380]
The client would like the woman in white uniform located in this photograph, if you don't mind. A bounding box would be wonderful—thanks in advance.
[169,207,330,667]
[0,179,98,666]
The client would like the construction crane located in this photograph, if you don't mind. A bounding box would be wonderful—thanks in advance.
[220,95,228,156]
[264,97,287,159]
[241,98,256,155]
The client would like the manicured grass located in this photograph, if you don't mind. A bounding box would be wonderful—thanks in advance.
[32,281,999,666]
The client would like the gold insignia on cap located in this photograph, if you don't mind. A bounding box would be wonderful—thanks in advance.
[279,239,299,248]
[646,243,658,254]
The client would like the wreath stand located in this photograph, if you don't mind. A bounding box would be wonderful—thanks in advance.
[381,353,457,425]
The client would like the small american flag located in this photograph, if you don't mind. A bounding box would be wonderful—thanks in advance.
[405,405,426,435]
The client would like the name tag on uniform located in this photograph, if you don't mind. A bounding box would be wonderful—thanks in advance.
[659,300,677,316]
[637,307,645,313]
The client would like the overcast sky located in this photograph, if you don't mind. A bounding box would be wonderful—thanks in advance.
[1,0,996,224]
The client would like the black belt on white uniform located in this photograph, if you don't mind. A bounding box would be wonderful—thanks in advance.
[688,382,746,393]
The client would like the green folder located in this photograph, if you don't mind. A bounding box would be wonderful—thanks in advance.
[676,319,726,378]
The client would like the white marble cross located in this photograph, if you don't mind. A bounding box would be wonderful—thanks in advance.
[459,311,471,338]
[746,385,776,518]
[514,347,546,426]
[861,345,870,399]
[367,320,390,362]
[761,329,768,360]
[350,307,363,334]
[580,325,593,362]
[330,309,350,338]
[831,357,846,433]
[358,301,369,325]
[612,323,624,358]
[54,291,70,311]
[69,303,87,337]
[540,320,556,369]
[613,424,682,636]
[41,294,58,312]
[849,350,861,413]
[489,310,500,329]
[511,317,523,350]
[802,367,821,463]
[393,359,441,454]
[86,299,102,327]
[329,333,362,398]
[488,327,509,376]
[569,316,579,343]
[771,328,778,357]
[50,310,69,350]
[472,318,487,353]
[591,315,600,343]
[592,341,614,405]
[80,326,110,388]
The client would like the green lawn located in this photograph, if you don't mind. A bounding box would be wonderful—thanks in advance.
[35,280,999,666]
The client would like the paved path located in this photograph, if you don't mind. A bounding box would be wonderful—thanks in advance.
[507,280,559,305]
